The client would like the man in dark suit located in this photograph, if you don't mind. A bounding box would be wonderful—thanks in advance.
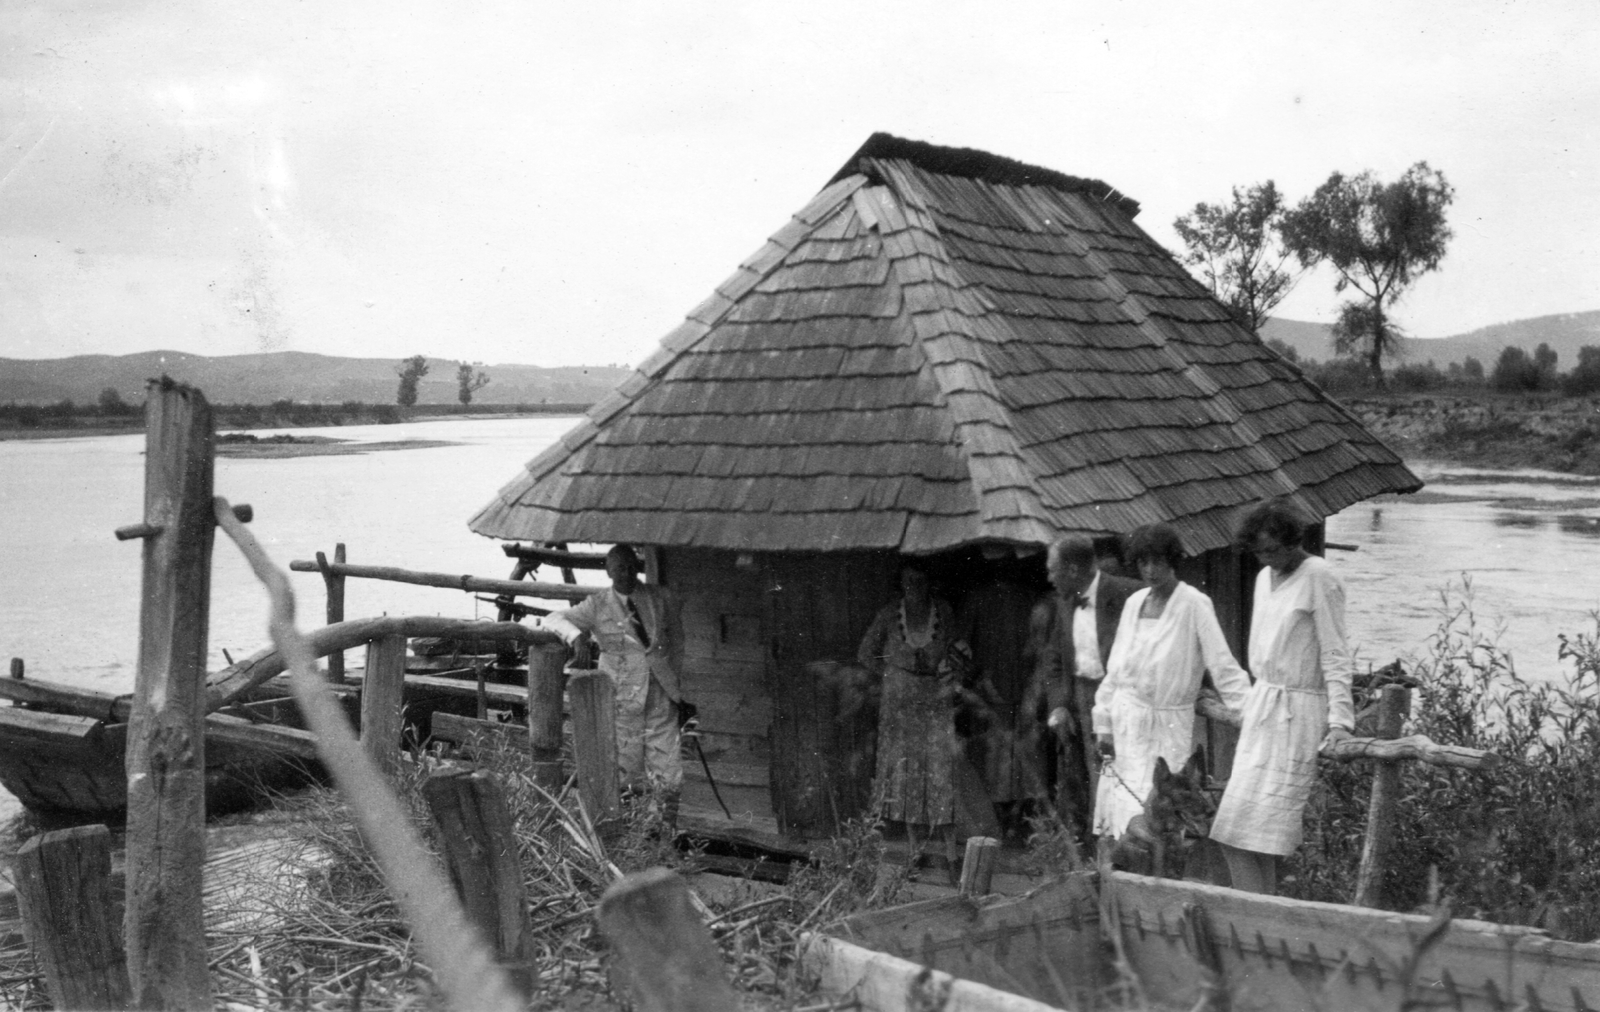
[1029,534,1141,846]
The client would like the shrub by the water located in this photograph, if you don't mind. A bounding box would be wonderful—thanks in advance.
[1288,580,1600,938]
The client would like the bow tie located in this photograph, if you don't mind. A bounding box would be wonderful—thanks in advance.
[1074,593,1091,610]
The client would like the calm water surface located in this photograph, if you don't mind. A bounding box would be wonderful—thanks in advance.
[4,420,1600,819]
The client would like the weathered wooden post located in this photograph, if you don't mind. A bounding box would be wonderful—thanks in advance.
[422,767,536,996]
[597,867,739,1012]
[527,642,568,791]
[316,543,347,681]
[959,836,1000,898]
[362,632,408,777]
[12,825,130,1010]
[123,377,214,1009]
[569,670,619,820]
[1353,684,1410,908]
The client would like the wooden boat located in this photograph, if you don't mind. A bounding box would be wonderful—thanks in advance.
[805,870,1600,1012]
[0,673,330,820]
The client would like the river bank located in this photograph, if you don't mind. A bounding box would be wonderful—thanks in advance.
[1347,392,1600,475]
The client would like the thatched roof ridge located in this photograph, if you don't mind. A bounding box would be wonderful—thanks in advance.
[828,132,1140,219]
[470,136,1419,554]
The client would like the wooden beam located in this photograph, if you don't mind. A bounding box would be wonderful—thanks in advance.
[959,837,1000,898]
[287,559,595,602]
[124,377,213,1009]
[0,707,107,745]
[501,543,608,569]
[1353,685,1408,908]
[569,671,619,821]
[430,713,530,755]
[204,615,563,713]
[596,868,739,1012]
[527,642,568,791]
[11,825,130,1011]
[422,768,535,996]
[317,543,347,681]
[1324,733,1499,770]
[361,634,408,778]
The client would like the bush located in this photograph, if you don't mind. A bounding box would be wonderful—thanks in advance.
[1288,581,1600,937]
[1302,356,1376,395]
[1390,361,1447,392]
[1490,346,1541,392]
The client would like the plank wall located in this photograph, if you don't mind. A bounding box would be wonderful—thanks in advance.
[661,548,777,823]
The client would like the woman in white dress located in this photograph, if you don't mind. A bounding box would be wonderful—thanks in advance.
[1210,499,1356,894]
[1091,524,1252,839]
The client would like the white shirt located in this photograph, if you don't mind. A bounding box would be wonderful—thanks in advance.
[1073,571,1105,681]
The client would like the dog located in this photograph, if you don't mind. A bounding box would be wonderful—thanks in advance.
[1108,748,1215,879]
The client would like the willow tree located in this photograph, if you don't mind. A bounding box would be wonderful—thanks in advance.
[1173,180,1297,337]
[1279,163,1454,385]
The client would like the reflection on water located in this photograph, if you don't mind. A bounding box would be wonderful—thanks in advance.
[1493,513,1544,529]
[1559,515,1600,538]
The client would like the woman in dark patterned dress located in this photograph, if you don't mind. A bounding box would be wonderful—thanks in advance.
[858,565,968,869]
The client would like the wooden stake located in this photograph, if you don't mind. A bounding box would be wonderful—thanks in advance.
[362,633,408,778]
[317,543,347,681]
[597,867,739,1012]
[124,378,214,1009]
[1353,685,1409,908]
[569,671,619,820]
[959,836,1000,898]
[527,643,568,791]
[12,825,130,1011]
[422,768,535,997]
[8,657,21,679]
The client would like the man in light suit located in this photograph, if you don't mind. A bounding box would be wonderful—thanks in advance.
[544,545,685,805]
[1028,535,1141,846]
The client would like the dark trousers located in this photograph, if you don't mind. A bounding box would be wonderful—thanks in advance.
[1055,676,1103,846]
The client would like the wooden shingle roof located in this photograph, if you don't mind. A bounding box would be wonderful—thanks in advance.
[470,133,1420,554]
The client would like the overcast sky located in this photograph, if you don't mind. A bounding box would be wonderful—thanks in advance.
[0,0,1595,368]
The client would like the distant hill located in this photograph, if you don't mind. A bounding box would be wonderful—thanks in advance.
[0,351,632,406]
[1261,310,1600,370]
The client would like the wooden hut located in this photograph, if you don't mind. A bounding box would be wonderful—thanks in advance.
[469,133,1420,838]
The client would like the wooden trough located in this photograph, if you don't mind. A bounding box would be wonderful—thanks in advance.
[802,870,1600,1012]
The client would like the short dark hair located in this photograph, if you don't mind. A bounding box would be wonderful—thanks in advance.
[1235,499,1309,551]
[606,544,641,569]
[1125,523,1184,568]
[1048,535,1096,570]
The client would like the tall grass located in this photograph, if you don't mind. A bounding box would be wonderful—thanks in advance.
[1288,579,1600,939]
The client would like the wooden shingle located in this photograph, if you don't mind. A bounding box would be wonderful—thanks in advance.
[470,133,1418,552]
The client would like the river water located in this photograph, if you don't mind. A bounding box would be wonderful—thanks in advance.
[4,417,1600,817]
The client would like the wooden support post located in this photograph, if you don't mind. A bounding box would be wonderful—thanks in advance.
[1353,685,1410,908]
[12,825,130,1011]
[422,767,535,997]
[958,836,1000,898]
[569,671,619,820]
[124,378,214,1009]
[9,657,21,679]
[361,633,408,778]
[597,867,739,1012]
[527,642,568,792]
[317,543,347,681]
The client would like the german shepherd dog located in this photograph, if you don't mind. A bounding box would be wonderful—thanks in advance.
[1109,748,1215,879]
